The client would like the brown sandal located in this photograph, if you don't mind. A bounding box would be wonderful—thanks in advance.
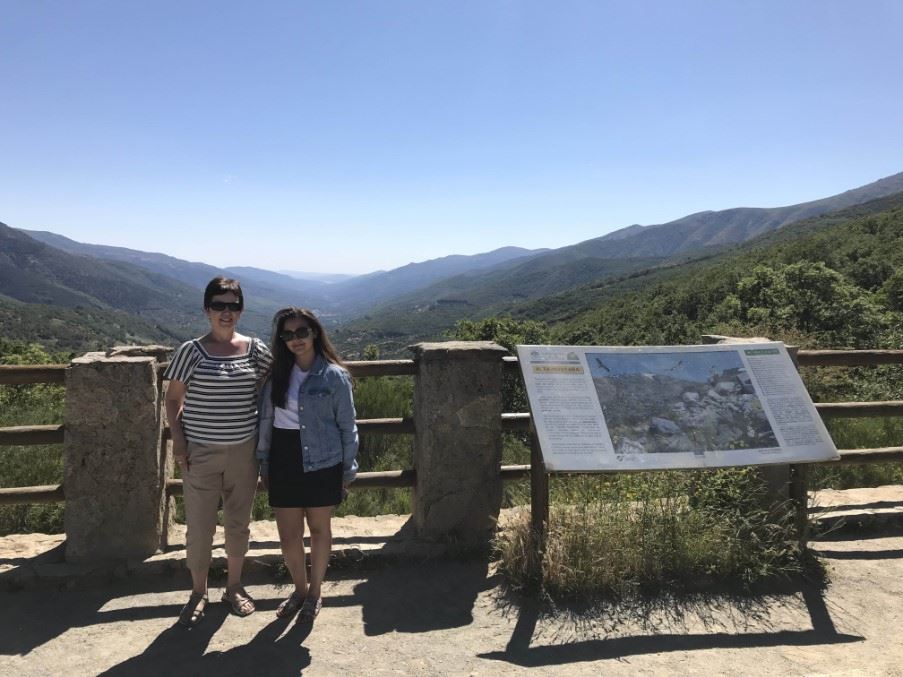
[221,585,255,617]
[179,591,208,627]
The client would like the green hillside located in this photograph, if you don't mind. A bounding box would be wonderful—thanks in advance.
[337,190,903,359]
[0,225,279,349]
[540,192,903,350]
[0,296,189,353]
[335,256,663,356]
[0,223,203,330]
[334,177,903,357]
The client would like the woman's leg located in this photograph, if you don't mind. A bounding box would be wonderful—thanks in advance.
[304,506,333,599]
[183,441,225,594]
[275,507,309,595]
[222,439,258,588]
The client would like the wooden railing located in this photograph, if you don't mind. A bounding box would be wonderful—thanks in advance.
[0,364,68,506]
[3,348,903,507]
[0,359,421,506]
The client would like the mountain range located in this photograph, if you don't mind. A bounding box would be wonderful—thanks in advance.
[336,172,903,352]
[3,170,902,353]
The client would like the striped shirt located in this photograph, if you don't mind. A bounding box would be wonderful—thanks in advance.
[164,337,273,444]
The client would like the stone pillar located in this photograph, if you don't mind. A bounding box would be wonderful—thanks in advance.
[409,341,508,546]
[63,349,167,562]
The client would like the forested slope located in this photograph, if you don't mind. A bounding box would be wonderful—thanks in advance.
[544,193,903,350]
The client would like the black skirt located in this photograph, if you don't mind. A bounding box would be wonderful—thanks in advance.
[267,427,344,508]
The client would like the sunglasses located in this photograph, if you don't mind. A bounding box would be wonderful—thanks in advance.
[209,301,242,312]
[279,326,314,341]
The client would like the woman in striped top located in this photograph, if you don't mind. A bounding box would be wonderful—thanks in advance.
[164,276,273,627]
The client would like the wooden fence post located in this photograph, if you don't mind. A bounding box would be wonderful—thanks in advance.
[785,344,810,551]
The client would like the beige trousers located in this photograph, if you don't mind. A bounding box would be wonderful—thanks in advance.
[183,437,258,572]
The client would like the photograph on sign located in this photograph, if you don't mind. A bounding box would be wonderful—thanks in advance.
[517,343,839,472]
[588,350,778,456]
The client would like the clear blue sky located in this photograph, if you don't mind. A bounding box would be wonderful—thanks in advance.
[2,1,901,274]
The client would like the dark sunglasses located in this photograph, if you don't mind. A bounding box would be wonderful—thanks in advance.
[209,301,242,311]
[279,326,314,341]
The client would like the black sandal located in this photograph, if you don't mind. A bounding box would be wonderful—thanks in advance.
[298,596,322,623]
[276,590,305,619]
[179,591,208,627]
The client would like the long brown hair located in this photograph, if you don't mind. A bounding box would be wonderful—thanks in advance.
[268,307,347,408]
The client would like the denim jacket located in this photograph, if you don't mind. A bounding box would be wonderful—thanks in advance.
[256,355,358,484]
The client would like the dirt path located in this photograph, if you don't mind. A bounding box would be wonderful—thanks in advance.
[2,530,903,676]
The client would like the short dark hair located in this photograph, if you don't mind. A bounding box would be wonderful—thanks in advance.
[203,276,244,310]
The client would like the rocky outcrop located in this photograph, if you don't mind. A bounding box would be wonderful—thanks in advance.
[596,371,778,456]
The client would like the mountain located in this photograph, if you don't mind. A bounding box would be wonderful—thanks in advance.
[1,225,277,343]
[335,173,903,355]
[0,295,183,353]
[542,190,903,350]
[279,270,355,284]
[324,246,546,315]
[19,229,224,289]
[0,223,203,332]
[7,170,903,356]
[20,230,544,320]
[512,190,903,329]
[582,170,903,258]
[19,230,332,327]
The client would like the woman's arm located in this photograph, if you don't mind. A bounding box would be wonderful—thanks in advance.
[333,370,359,485]
[254,338,273,385]
[256,379,275,485]
[164,379,189,468]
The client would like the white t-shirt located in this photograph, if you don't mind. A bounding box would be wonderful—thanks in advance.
[274,364,309,429]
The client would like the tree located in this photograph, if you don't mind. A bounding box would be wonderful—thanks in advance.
[452,316,550,353]
[452,316,551,412]
[881,270,903,311]
[732,262,884,347]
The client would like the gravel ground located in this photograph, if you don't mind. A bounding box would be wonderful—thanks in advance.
[2,530,903,676]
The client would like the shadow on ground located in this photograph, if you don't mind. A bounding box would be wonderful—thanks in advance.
[100,609,313,676]
[1,520,497,671]
[350,558,497,635]
[479,570,864,668]
[9,524,901,673]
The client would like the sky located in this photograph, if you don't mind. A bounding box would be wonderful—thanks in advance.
[2,1,902,275]
[587,351,744,383]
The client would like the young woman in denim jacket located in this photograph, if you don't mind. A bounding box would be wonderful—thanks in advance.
[257,307,358,622]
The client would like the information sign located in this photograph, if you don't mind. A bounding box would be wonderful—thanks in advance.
[517,343,839,472]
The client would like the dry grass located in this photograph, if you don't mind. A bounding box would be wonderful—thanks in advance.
[494,469,808,601]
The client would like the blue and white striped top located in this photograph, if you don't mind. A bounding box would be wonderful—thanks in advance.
[164,337,273,444]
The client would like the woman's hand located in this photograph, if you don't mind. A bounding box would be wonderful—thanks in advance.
[165,380,190,473]
[172,430,190,475]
